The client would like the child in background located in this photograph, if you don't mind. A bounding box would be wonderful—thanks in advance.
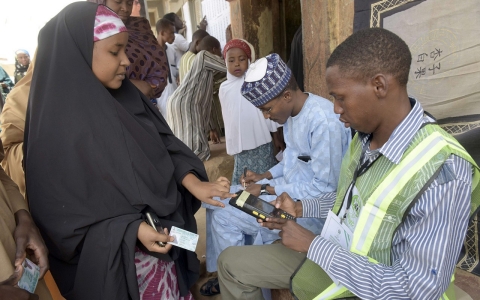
[156,18,178,118]
[219,39,282,184]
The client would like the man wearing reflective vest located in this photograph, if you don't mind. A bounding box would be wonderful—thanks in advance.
[217,27,480,299]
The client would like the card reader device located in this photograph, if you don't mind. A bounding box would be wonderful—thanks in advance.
[229,190,296,221]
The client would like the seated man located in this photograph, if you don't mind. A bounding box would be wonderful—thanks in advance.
[201,53,351,296]
[217,28,479,300]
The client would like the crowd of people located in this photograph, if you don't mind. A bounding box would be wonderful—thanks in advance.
[0,1,478,300]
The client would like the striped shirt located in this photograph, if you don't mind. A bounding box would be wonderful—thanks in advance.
[166,50,226,161]
[178,51,196,83]
[302,99,472,299]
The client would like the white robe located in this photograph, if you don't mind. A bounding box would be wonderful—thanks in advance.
[219,71,279,156]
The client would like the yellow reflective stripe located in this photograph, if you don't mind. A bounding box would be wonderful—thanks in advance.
[442,135,480,192]
[352,133,448,255]
[313,283,346,300]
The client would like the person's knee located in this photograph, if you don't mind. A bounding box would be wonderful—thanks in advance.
[217,246,237,274]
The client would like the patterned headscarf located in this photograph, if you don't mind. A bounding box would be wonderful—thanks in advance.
[94,5,127,42]
[223,39,256,62]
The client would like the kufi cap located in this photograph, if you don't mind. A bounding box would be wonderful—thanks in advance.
[241,53,291,107]
[93,5,127,42]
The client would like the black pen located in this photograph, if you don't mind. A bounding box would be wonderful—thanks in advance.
[243,167,247,188]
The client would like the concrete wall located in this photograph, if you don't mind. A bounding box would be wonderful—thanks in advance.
[229,0,354,98]
[301,0,353,98]
[229,0,283,59]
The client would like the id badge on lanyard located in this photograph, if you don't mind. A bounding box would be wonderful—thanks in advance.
[321,182,359,251]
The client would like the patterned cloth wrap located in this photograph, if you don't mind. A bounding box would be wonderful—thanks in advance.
[135,247,194,300]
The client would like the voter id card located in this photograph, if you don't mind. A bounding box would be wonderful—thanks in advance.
[18,258,40,293]
[168,226,199,252]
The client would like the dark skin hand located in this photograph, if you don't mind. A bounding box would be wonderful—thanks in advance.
[240,170,272,185]
[209,129,221,144]
[14,209,49,279]
[271,130,286,153]
[245,183,262,196]
[259,192,313,252]
[271,192,301,217]
[198,16,208,30]
[0,265,39,300]
[182,174,235,208]
[260,217,315,253]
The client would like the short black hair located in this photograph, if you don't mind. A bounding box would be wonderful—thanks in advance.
[285,74,298,92]
[156,18,174,35]
[192,29,210,42]
[327,27,412,86]
[163,13,177,24]
[271,74,298,100]
[198,36,220,51]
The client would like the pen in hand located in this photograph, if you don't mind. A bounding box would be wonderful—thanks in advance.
[243,167,247,189]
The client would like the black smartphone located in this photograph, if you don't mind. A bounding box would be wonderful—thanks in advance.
[229,190,296,221]
[145,212,164,232]
[144,210,166,247]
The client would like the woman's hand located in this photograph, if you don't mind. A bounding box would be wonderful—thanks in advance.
[13,210,49,279]
[182,174,236,207]
[131,79,155,99]
[0,266,39,300]
[137,222,174,254]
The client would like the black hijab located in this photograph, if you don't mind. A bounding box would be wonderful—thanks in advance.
[24,2,207,299]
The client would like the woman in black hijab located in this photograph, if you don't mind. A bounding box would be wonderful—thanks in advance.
[24,3,232,299]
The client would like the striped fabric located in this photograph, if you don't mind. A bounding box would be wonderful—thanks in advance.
[302,99,472,299]
[166,50,226,161]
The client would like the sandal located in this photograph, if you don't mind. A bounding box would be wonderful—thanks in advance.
[200,277,220,296]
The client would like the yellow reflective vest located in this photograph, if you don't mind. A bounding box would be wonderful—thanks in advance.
[291,124,480,300]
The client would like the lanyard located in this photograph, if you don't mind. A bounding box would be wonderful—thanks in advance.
[341,136,382,220]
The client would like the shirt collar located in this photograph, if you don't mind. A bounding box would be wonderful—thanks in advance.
[359,98,428,164]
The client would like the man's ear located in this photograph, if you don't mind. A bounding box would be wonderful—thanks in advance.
[371,74,388,99]
[282,90,293,103]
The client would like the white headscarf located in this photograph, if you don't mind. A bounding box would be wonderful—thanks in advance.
[219,40,280,155]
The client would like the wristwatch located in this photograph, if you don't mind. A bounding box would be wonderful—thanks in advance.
[260,184,270,195]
